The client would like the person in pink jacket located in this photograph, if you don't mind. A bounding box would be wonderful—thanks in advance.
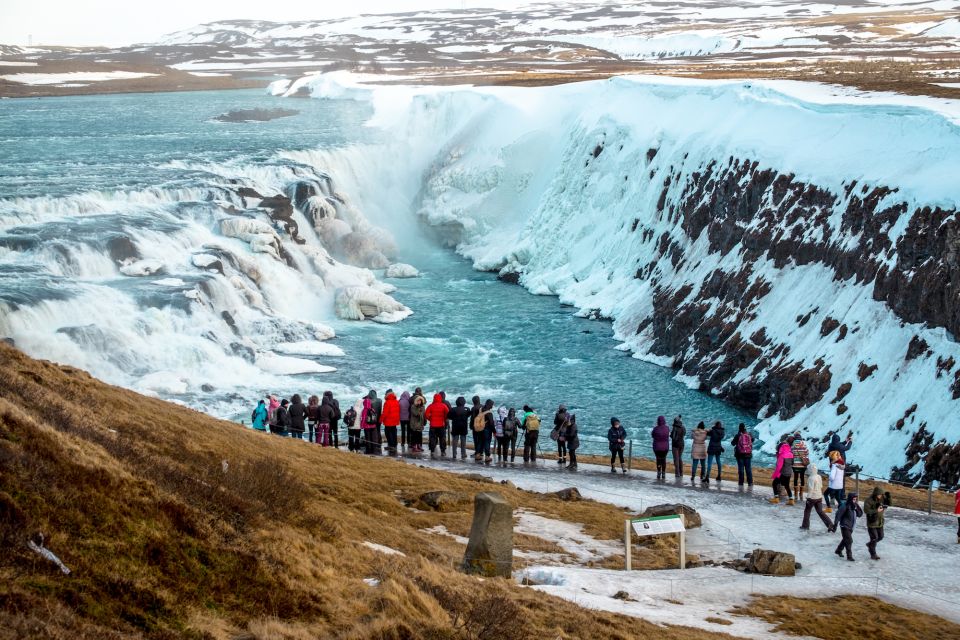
[770,436,795,505]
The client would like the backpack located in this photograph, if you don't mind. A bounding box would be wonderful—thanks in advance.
[365,406,378,426]
[736,433,753,456]
[525,413,540,431]
[503,418,517,437]
[473,410,489,432]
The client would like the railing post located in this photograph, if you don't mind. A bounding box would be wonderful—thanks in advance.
[627,440,633,471]
[927,485,933,515]
[624,519,632,571]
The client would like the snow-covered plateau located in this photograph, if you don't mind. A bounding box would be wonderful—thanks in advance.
[285,72,960,483]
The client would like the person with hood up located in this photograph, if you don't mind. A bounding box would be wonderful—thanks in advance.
[381,391,401,454]
[502,408,521,462]
[770,436,795,504]
[473,399,495,463]
[440,391,453,448]
[825,450,846,513]
[344,402,359,452]
[833,492,863,561]
[690,422,708,483]
[275,399,292,437]
[399,391,411,450]
[652,416,671,480]
[670,415,686,478]
[494,406,509,463]
[325,390,342,448]
[409,392,427,453]
[362,390,382,455]
[562,414,580,470]
[800,463,833,531]
[251,399,268,432]
[732,423,754,487]
[305,395,320,442]
[318,392,339,447]
[864,486,892,560]
[608,417,627,474]
[521,405,541,463]
[704,421,725,484]
[827,431,853,463]
[553,404,569,465]
[288,394,307,441]
[791,431,811,500]
[267,395,281,435]
[449,396,471,459]
[470,396,483,461]
[426,393,450,458]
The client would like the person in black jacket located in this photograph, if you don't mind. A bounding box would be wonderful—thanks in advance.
[670,416,685,478]
[608,417,627,474]
[502,408,521,462]
[470,396,483,461]
[322,390,341,448]
[448,397,471,460]
[318,392,339,447]
[288,394,307,440]
[554,405,569,465]
[275,399,292,436]
[704,421,725,483]
[833,492,864,561]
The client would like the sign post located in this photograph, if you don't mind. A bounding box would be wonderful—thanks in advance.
[625,514,686,571]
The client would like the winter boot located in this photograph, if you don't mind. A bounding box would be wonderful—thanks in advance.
[611,465,617,473]
[621,464,627,474]
[768,497,780,504]
[787,498,795,506]
[824,506,833,513]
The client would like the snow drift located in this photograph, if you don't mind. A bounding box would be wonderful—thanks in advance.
[287,72,960,483]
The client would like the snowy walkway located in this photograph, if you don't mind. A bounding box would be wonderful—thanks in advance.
[397,455,960,637]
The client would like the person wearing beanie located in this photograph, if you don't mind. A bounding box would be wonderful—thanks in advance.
[864,486,893,560]
[607,417,627,474]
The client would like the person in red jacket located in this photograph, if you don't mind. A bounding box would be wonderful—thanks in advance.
[381,391,401,455]
[425,393,450,459]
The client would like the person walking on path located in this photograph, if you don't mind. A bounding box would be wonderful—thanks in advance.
[502,408,521,462]
[251,399,268,432]
[608,417,627,474]
[381,391,401,454]
[399,391,411,450]
[792,431,810,500]
[344,402,360,452]
[770,436,795,504]
[670,415,686,478]
[833,492,863,561]
[704,421,725,484]
[801,464,833,531]
[690,422,708,483]
[426,393,450,458]
[864,486,892,560]
[521,405,541,463]
[562,414,580,470]
[409,393,427,453]
[825,451,846,513]
[652,416,671,480]
[449,396,471,460]
[553,405,569,465]
[732,423,753,487]
[288,394,307,441]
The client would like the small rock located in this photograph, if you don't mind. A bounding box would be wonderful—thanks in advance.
[553,487,582,501]
[418,491,470,512]
[746,549,796,576]
[613,590,635,601]
[638,503,702,528]
[462,474,495,484]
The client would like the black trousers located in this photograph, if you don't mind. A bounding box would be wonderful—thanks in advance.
[384,426,398,451]
[557,440,567,460]
[364,428,381,454]
[507,432,517,460]
[400,420,409,446]
[835,527,854,559]
[347,428,362,451]
[672,447,684,476]
[429,427,446,453]
[867,526,884,556]
[523,430,539,461]
[611,448,624,465]
[654,451,668,476]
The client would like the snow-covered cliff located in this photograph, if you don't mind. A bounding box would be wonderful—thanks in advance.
[292,74,960,483]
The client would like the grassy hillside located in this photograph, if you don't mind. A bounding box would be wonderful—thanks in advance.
[0,343,736,640]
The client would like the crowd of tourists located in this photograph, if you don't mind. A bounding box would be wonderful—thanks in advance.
[249,391,960,554]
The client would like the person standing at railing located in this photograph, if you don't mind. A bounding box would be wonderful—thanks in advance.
[704,421,725,484]
[553,404,569,466]
[562,413,580,470]
[864,486,892,560]
[652,416,671,480]
[732,423,754,487]
[833,492,863,561]
[670,415,686,478]
[425,393,450,459]
[824,451,846,513]
[398,391,411,450]
[801,463,833,531]
[690,422,708,484]
[608,417,627,474]
[521,405,540,463]
[791,431,810,500]
[502,408,521,463]
[381,391,401,455]
[449,396,471,460]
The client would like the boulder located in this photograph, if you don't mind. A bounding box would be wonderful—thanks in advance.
[553,487,582,501]
[334,286,412,323]
[637,503,702,529]
[385,263,420,278]
[463,492,513,578]
[418,491,470,512]
[745,549,796,576]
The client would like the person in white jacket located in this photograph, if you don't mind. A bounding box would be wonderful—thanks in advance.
[825,451,846,513]
[800,464,834,531]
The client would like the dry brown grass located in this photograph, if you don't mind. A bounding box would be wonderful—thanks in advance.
[731,595,960,640]
[0,343,741,640]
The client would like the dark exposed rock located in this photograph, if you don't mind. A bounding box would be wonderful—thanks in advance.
[832,382,852,404]
[236,186,263,199]
[417,491,470,512]
[553,487,582,501]
[820,317,840,337]
[637,503,701,528]
[858,362,878,381]
[837,403,847,415]
[107,236,139,264]
[936,356,955,379]
[745,549,796,576]
[497,270,521,285]
[905,335,930,361]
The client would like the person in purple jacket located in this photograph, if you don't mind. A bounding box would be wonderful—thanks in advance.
[399,391,411,450]
[652,415,671,480]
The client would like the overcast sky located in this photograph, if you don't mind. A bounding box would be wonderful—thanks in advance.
[0,0,550,47]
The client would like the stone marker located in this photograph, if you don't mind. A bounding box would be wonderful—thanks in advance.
[637,503,702,528]
[745,549,796,576]
[463,492,513,577]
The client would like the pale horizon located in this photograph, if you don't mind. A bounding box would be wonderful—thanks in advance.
[0,0,575,48]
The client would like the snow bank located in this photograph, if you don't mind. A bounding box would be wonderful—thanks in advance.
[0,71,160,85]
[255,352,336,374]
[275,340,345,357]
[334,285,412,323]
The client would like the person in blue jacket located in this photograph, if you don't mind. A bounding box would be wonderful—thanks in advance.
[251,399,268,432]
